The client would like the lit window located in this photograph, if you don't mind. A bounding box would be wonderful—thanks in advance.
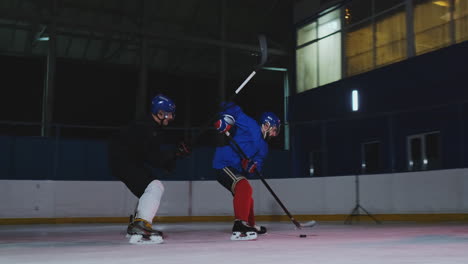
[346,23,373,76]
[414,0,451,55]
[455,0,468,43]
[296,7,341,93]
[375,7,407,67]
[297,22,317,46]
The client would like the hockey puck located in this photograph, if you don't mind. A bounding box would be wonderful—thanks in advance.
[299,234,307,238]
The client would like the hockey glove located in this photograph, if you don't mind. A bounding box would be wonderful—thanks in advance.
[214,114,235,134]
[175,141,191,158]
[241,158,257,174]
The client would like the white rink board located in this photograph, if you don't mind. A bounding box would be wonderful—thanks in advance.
[1,168,468,218]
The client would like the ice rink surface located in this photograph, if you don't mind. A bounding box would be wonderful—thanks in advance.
[1,221,468,264]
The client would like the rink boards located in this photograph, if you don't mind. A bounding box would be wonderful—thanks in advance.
[1,168,468,223]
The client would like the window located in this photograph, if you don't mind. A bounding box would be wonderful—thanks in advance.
[346,23,373,76]
[297,22,317,46]
[296,7,341,93]
[361,141,381,174]
[407,132,441,171]
[296,44,318,93]
[375,6,407,66]
[297,0,462,87]
[309,151,323,176]
[455,0,468,43]
[425,132,441,169]
[345,4,406,76]
[414,0,451,55]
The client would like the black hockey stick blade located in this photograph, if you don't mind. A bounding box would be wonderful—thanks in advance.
[299,220,317,228]
[290,218,303,229]
[255,34,268,70]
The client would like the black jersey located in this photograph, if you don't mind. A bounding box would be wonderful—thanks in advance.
[108,115,176,173]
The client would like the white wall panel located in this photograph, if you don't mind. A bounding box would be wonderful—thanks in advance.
[1,168,468,219]
[191,181,232,216]
[0,180,55,218]
[157,181,190,216]
[54,181,127,217]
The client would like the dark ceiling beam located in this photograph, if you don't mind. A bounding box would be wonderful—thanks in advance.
[64,35,73,57]
[169,0,204,73]
[98,0,124,60]
[0,9,288,56]
[81,34,91,59]
[24,24,35,54]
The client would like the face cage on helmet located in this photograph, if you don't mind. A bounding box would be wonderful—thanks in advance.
[263,121,280,135]
[161,111,175,120]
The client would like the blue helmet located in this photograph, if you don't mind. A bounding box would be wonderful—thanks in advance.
[151,94,176,115]
[259,112,281,133]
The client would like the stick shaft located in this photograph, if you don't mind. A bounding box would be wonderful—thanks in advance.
[190,34,267,146]
[226,135,302,229]
[235,71,257,94]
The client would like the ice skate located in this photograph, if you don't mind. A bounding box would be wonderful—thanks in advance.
[231,220,258,241]
[254,224,267,235]
[127,218,164,245]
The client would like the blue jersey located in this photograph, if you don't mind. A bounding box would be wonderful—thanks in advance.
[212,104,268,174]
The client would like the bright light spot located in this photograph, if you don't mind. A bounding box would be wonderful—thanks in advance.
[352,90,359,111]
[433,1,449,7]
[409,160,414,166]
[38,37,49,41]
[423,159,428,165]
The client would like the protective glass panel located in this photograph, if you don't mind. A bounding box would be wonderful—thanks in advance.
[375,7,406,67]
[346,23,373,76]
[414,0,451,55]
[455,0,468,42]
[296,44,318,93]
[318,32,342,85]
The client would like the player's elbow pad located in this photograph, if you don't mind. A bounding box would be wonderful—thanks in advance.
[222,114,235,125]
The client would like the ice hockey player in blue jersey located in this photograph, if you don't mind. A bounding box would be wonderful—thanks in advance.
[213,102,281,241]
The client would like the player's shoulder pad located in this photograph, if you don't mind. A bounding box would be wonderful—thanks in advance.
[220,102,242,117]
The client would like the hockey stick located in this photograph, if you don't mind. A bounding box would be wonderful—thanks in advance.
[191,34,268,145]
[225,133,316,230]
[232,34,268,96]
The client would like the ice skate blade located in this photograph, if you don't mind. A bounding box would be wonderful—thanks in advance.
[129,234,164,245]
[230,231,257,241]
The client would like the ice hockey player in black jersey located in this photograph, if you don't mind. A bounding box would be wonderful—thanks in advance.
[108,94,190,244]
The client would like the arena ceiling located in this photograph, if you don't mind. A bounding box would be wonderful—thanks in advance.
[0,0,292,78]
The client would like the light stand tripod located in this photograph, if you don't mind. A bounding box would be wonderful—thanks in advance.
[344,174,381,224]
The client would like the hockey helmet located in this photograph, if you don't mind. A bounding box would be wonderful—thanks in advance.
[259,112,281,134]
[151,94,176,117]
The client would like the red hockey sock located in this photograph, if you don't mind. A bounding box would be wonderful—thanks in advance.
[248,198,256,226]
[233,179,253,222]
